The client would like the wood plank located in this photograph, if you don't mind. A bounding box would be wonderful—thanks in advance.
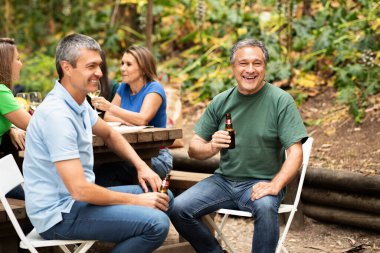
[0,199,26,223]
[168,128,183,140]
[170,170,212,190]
[154,242,195,253]
[137,131,153,142]
[152,131,169,142]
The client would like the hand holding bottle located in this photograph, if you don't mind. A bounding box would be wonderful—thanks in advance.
[210,130,232,151]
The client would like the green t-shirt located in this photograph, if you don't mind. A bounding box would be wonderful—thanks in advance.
[194,83,308,180]
[0,84,21,144]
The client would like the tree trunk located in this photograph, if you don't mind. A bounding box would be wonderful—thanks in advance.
[303,203,380,231]
[305,167,380,195]
[146,0,153,51]
[302,186,380,214]
[302,0,312,16]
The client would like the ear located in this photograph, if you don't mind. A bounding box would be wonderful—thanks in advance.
[60,60,72,77]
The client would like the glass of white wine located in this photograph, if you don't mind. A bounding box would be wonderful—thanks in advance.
[16,93,31,111]
[88,82,101,114]
[29,92,42,111]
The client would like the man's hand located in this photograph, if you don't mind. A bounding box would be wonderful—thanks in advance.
[136,163,162,193]
[210,130,231,151]
[134,192,169,211]
[9,127,26,150]
[251,181,281,201]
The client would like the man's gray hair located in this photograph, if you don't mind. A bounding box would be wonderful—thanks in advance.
[230,38,269,64]
[56,33,101,79]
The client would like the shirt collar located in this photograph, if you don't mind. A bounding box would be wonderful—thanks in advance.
[53,80,87,115]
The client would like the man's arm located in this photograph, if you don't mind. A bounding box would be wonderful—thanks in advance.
[92,117,161,192]
[251,142,303,201]
[188,131,231,160]
[55,159,169,211]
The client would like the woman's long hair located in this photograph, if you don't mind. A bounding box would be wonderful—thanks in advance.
[125,46,158,84]
[0,38,16,88]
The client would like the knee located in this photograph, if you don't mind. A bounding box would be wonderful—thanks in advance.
[169,195,190,220]
[253,196,279,217]
[149,211,170,239]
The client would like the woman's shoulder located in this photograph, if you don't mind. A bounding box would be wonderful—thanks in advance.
[145,81,165,94]
[0,84,12,93]
[147,81,164,89]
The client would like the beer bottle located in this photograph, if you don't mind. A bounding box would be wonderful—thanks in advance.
[159,173,171,194]
[225,113,235,149]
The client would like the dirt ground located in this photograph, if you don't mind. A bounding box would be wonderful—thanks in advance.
[180,86,380,253]
[300,86,380,175]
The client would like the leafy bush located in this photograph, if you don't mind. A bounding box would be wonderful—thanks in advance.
[2,0,379,122]
[18,52,56,96]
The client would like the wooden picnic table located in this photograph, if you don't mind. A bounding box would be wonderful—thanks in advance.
[92,127,182,166]
[19,127,183,166]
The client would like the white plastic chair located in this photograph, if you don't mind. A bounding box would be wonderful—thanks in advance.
[0,154,96,253]
[205,137,313,253]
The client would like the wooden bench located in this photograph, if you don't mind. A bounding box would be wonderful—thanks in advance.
[0,198,27,253]
[170,170,212,193]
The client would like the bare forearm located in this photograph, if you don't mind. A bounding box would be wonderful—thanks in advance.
[188,139,219,160]
[72,182,137,205]
[271,143,303,192]
[103,113,127,124]
[108,106,150,126]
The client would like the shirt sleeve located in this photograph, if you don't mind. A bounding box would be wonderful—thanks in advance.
[0,85,21,115]
[193,100,220,141]
[146,82,166,101]
[42,111,80,162]
[277,95,308,149]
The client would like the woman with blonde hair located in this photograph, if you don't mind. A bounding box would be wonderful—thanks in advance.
[92,46,172,186]
[0,38,31,199]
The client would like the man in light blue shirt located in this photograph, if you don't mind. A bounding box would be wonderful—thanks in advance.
[23,33,172,253]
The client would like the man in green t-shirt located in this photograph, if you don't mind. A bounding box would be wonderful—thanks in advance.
[170,39,308,253]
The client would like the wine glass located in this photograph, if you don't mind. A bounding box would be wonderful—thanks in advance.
[88,82,101,114]
[29,92,42,111]
[16,93,31,111]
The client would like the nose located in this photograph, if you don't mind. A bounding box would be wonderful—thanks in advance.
[245,63,255,72]
[95,66,103,77]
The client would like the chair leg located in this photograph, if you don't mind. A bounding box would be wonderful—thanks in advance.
[204,215,236,253]
[219,213,230,237]
[276,210,296,253]
[74,242,96,253]
[58,245,73,253]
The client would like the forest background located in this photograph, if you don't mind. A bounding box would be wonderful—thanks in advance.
[1,0,380,124]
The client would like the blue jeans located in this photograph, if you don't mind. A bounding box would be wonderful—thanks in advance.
[170,174,284,253]
[95,148,173,187]
[40,185,174,253]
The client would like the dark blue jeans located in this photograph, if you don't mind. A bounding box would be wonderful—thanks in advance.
[40,185,173,253]
[95,148,173,187]
[170,174,284,253]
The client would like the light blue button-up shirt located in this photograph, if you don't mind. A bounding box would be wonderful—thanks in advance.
[23,81,98,233]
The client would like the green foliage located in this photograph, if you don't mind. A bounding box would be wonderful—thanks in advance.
[19,53,56,96]
[1,0,379,122]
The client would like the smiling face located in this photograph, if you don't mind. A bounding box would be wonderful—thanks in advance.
[120,52,144,86]
[11,47,23,83]
[232,46,266,95]
[63,48,103,96]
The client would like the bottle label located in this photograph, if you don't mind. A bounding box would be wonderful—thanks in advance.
[226,119,231,124]
[162,180,169,187]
